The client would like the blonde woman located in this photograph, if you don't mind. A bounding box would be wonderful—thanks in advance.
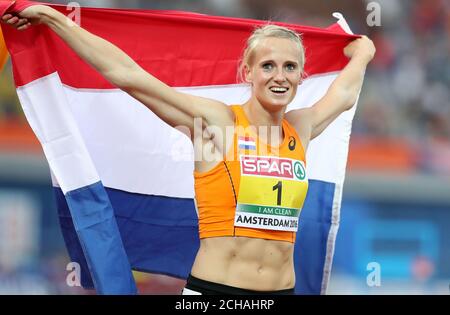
[2,3,375,295]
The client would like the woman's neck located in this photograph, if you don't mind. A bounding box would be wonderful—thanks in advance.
[242,100,285,126]
[242,99,286,145]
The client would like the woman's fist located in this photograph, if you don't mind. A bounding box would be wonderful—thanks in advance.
[344,35,376,63]
[1,4,47,30]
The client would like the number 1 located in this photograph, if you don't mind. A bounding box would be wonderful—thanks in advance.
[273,181,282,206]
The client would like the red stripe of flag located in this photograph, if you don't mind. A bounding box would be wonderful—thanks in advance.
[239,136,255,142]
[2,4,358,88]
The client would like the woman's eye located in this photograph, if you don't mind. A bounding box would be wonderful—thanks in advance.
[286,64,296,71]
[262,63,273,71]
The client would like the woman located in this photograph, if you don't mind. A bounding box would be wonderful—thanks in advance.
[2,3,375,295]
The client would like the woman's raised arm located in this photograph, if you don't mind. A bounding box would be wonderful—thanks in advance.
[287,35,375,148]
[1,4,233,136]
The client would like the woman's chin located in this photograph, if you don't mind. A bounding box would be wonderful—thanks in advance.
[266,96,291,107]
[260,101,289,112]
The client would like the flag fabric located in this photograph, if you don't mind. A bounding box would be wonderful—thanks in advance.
[0,26,8,72]
[1,3,359,294]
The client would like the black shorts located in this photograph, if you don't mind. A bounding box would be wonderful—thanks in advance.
[182,274,295,295]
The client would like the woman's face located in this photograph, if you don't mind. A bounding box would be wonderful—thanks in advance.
[245,37,302,111]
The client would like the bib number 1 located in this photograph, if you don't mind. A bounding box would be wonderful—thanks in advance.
[234,155,308,232]
[273,181,282,206]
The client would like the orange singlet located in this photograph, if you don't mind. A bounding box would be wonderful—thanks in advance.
[194,105,309,243]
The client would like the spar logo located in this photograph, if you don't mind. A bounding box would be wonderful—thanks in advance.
[241,155,306,180]
[294,161,306,180]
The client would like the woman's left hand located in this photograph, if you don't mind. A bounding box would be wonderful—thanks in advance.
[344,35,376,63]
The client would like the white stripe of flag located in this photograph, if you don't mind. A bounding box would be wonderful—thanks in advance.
[238,136,256,150]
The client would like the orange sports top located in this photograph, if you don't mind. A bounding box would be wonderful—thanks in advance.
[194,105,309,243]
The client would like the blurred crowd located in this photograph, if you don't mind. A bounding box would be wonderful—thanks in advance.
[1,0,449,166]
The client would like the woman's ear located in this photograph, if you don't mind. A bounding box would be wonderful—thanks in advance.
[299,72,306,85]
[244,64,252,83]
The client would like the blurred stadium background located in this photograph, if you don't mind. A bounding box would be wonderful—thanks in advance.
[0,0,449,294]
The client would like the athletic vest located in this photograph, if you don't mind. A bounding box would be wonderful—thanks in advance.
[194,105,308,243]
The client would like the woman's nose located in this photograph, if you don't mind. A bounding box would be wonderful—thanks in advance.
[273,68,286,82]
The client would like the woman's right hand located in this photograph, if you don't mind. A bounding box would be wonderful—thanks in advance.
[1,4,48,31]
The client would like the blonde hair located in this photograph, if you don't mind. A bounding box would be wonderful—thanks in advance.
[238,24,306,83]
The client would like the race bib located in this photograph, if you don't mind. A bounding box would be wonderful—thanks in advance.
[234,155,308,232]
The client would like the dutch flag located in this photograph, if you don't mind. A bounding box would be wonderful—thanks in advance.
[238,136,257,151]
[0,3,359,295]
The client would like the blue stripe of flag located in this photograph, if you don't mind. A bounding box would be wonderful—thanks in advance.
[62,181,138,294]
[239,144,256,150]
[56,180,333,294]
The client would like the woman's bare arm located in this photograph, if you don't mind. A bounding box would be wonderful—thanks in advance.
[287,36,376,142]
[1,5,233,136]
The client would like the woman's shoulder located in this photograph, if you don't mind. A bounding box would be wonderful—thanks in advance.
[285,108,312,153]
[198,99,235,128]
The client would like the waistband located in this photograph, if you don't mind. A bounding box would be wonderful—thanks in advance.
[185,274,295,295]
